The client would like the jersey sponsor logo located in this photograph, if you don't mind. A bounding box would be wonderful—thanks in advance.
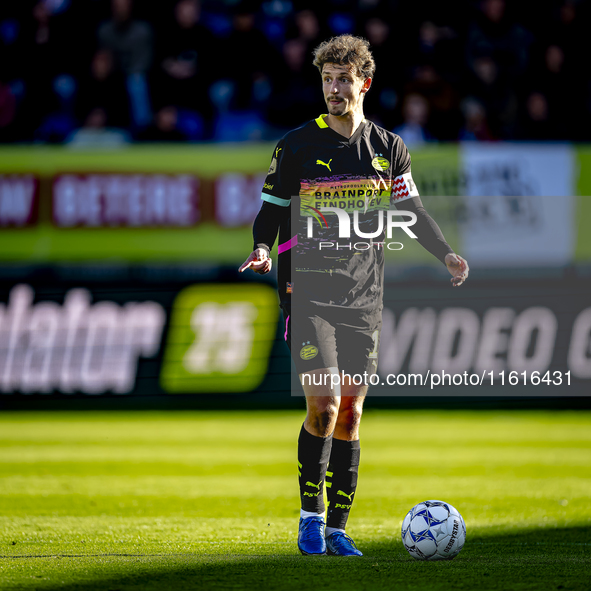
[312,189,386,198]
[316,158,332,172]
[302,204,329,229]
[300,176,392,214]
[302,187,390,218]
[275,147,282,158]
[392,173,419,199]
[268,158,277,175]
[371,156,390,171]
[300,344,319,360]
[307,197,388,217]
[263,183,274,190]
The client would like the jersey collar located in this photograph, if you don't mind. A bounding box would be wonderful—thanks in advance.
[315,113,368,145]
[315,114,329,128]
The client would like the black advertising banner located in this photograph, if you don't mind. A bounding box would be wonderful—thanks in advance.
[377,272,591,395]
[0,265,590,405]
[0,266,284,402]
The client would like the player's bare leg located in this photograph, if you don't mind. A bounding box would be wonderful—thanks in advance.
[333,380,368,441]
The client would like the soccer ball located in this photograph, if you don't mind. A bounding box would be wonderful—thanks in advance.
[401,500,466,560]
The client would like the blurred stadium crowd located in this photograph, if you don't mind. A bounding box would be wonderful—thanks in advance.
[0,0,589,145]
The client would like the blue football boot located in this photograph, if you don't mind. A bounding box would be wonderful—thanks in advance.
[325,531,363,556]
[298,516,326,555]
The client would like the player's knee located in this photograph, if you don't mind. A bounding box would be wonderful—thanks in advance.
[308,400,339,435]
[339,402,363,432]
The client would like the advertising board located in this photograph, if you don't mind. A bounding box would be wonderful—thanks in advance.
[0,267,589,401]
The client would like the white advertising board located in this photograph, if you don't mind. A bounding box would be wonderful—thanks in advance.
[460,143,575,266]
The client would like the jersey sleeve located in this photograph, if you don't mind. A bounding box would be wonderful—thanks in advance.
[261,137,299,207]
[252,200,288,254]
[390,138,420,205]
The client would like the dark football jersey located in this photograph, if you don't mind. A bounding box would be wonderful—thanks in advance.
[261,114,419,309]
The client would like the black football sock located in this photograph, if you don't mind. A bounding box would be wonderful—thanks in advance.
[298,424,333,514]
[326,438,360,530]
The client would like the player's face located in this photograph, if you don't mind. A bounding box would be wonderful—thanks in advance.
[321,63,370,117]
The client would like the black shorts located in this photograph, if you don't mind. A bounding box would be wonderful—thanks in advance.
[281,302,382,376]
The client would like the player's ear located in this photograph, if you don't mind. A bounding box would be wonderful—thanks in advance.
[361,77,372,94]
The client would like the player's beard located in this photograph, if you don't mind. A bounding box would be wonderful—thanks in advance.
[327,97,348,116]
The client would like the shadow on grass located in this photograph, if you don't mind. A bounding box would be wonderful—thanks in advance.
[15,526,591,591]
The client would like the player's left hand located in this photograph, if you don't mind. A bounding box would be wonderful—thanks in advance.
[445,253,469,287]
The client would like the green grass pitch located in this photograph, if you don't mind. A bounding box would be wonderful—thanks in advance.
[1,409,590,590]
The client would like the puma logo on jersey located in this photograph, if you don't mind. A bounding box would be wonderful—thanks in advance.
[337,490,355,501]
[306,480,322,490]
[275,147,282,157]
[316,158,332,172]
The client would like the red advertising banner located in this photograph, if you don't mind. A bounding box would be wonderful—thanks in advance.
[0,175,38,227]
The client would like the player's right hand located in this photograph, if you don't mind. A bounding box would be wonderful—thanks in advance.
[239,248,272,274]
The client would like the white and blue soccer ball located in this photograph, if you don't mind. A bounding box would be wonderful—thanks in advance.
[401,500,466,560]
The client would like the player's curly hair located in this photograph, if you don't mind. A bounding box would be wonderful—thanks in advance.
[313,35,376,80]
